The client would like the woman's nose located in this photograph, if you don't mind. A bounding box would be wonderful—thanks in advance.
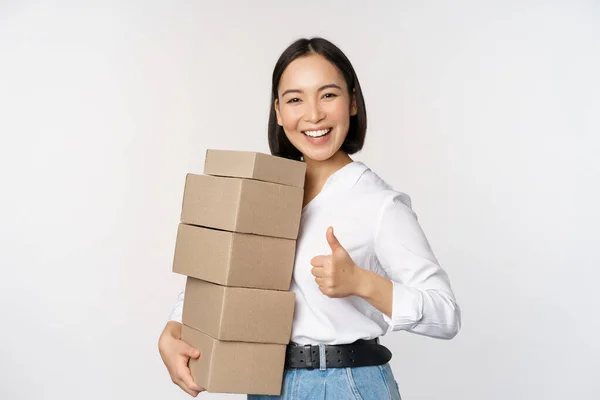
[304,101,325,123]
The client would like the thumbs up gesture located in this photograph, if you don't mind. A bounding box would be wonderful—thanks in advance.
[310,226,362,298]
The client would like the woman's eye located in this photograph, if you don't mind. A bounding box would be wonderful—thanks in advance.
[323,93,338,99]
[287,98,301,104]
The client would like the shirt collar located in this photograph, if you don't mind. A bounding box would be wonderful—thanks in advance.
[322,161,369,190]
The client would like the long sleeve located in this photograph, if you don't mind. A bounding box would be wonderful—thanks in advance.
[373,193,461,339]
[168,290,185,323]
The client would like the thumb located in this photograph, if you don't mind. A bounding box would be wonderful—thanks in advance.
[326,226,342,252]
[180,342,201,359]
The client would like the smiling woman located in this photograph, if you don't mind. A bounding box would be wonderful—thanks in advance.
[159,37,461,400]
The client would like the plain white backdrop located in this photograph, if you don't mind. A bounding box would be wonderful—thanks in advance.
[1,1,599,399]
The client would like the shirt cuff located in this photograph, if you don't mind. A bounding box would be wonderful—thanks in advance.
[168,291,184,323]
[383,280,424,332]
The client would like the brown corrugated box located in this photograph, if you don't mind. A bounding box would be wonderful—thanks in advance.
[180,173,304,240]
[182,277,295,344]
[172,223,296,291]
[204,149,306,189]
[182,325,286,395]
[175,150,306,396]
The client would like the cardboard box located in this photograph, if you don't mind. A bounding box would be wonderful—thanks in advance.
[204,149,306,188]
[172,223,296,291]
[180,174,303,240]
[182,278,295,344]
[182,325,286,395]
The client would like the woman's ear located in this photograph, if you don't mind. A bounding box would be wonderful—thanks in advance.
[274,99,283,126]
[350,89,358,116]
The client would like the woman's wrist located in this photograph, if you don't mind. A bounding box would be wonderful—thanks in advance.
[354,267,374,299]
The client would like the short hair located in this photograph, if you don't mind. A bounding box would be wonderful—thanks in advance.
[268,37,367,161]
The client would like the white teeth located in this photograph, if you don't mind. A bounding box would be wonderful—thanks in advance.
[303,128,331,138]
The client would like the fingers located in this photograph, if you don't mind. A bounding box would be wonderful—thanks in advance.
[178,340,201,359]
[161,332,205,397]
[313,270,333,295]
[317,284,334,298]
[310,255,326,267]
[311,266,325,278]
[315,275,333,289]
[172,367,201,397]
[178,383,200,397]
[314,276,323,287]
[174,355,204,396]
[175,342,203,394]
[179,342,200,358]
[179,367,204,393]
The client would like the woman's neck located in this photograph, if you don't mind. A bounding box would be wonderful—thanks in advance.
[303,150,353,191]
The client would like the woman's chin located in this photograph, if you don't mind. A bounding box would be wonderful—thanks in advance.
[301,148,337,162]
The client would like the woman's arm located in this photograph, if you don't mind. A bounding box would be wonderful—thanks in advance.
[355,269,393,318]
[310,193,460,339]
[368,193,461,340]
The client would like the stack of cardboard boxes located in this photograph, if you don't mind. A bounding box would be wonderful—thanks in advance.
[171,149,306,395]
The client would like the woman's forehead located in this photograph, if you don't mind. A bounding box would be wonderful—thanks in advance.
[279,54,345,91]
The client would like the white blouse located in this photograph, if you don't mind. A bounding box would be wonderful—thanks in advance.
[169,161,461,345]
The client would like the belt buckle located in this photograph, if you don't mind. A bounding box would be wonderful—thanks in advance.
[304,344,317,370]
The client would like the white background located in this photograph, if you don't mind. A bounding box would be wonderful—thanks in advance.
[1,1,599,399]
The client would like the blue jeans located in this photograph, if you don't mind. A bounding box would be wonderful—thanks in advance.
[248,363,401,400]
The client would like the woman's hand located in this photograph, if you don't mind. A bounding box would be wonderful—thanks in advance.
[310,226,363,298]
[158,321,205,397]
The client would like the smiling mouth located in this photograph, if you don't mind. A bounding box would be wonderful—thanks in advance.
[302,128,332,138]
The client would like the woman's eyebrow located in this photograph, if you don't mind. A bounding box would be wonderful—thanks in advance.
[281,83,342,98]
[318,83,342,91]
[281,89,302,97]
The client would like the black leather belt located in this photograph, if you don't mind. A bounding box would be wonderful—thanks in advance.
[285,338,392,369]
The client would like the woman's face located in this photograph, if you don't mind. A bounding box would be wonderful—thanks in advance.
[275,54,357,162]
